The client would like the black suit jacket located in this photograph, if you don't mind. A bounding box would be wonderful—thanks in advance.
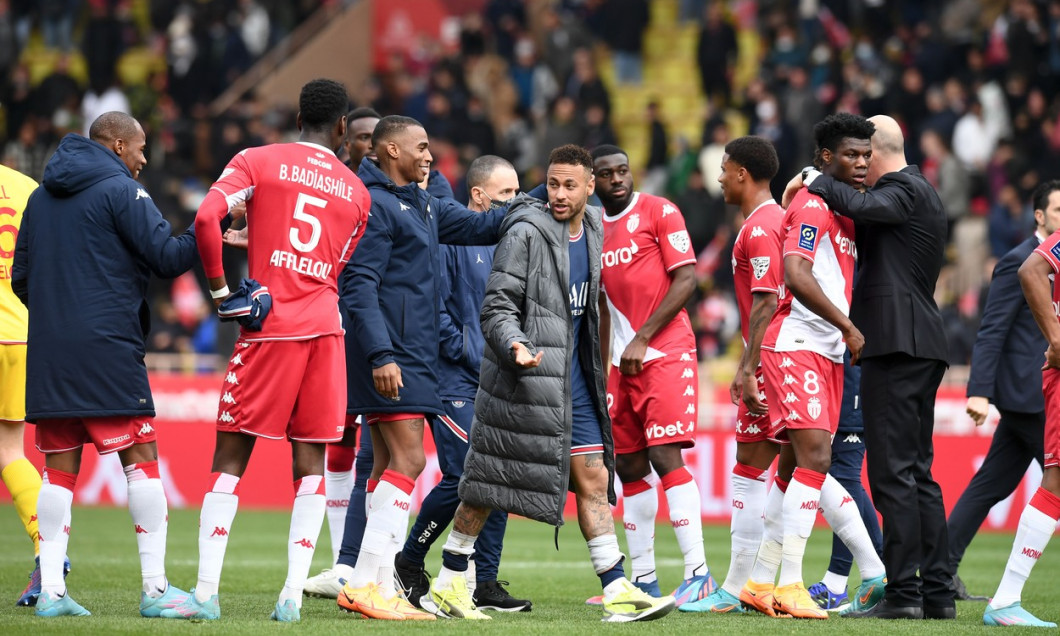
[808,166,948,362]
[965,236,1046,413]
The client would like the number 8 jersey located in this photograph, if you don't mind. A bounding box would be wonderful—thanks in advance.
[197,142,371,341]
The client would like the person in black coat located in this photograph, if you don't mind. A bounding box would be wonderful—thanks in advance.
[793,115,954,619]
[949,181,1060,598]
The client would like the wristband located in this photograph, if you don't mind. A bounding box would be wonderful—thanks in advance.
[210,285,230,299]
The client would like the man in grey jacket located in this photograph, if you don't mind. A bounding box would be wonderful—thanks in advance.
[419,145,675,623]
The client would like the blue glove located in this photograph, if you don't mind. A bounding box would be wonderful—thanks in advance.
[217,278,272,331]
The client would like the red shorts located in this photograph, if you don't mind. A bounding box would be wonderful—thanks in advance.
[761,349,842,440]
[609,351,698,454]
[365,413,426,425]
[35,415,157,455]
[216,335,346,443]
[1043,368,1060,468]
[735,365,771,443]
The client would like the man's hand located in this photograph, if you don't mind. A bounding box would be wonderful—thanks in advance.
[740,371,767,416]
[1045,343,1060,370]
[844,324,865,363]
[372,362,403,400]
[511,341,543,368]
[223,227,248,250]
[781,172,804,208]
[729,375,741,405]
[619,337,648,375]
[965,396,990,427]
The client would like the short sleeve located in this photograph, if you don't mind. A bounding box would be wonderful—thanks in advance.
[783,194,832,263]
[653,199,697,271]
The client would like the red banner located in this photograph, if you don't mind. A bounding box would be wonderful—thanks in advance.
[1,374,1038,532]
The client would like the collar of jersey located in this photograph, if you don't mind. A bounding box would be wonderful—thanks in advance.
[296,141,336,156]
[602,191,641,222]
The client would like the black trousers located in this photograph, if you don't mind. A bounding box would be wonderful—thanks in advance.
[946,408,1045,571]
[862,353,952,607]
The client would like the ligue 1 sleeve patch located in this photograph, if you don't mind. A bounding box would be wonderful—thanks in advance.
[750,256,770,280]
[1050,242,1060,263]
[798,223,819,251]
[667,230,691,253]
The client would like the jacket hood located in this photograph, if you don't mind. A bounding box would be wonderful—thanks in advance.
[42,134,131,196]
[357,156,425,205]
[502,194,601,245]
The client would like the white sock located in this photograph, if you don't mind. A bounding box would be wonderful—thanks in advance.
[587,533,625,574]
[722,467,767,596]
[324,469,353,565]
[990,494,1058,609]
[749,481,786,585]
[438,530,478,587]
[777,470,823,587]
[127,477,169,595]
[37,482,73,597]
[819,474,885,580]
[377,533,402,599]
[196,488,239,602]
[350,474,411,588]
[621,478,658,584]
[823,570,848,595]
[334,563,354,583]
[662,468,708,580]
[279,477,326,608]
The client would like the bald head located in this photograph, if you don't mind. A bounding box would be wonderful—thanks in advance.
[865,115,907,184]
[89,112,140,145]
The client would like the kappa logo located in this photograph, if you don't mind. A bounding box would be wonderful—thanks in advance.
[750,256,770,280]
[293,538,315,549]
[399,202,411,211]
[779,357,794,368]
[476,253,484,264]
[626,212,640,233]
[135,188,151,200]
[684,403,696,414]
[210,526,228,537]
[230,353,244,365]
[798,223,819,251]
[783,392,799,403]
[219,411,235,423]
[679,352,693,362]
[683,385,695,396]
[667,230,691,253]
[681,368,694,379]
[225,372,238,385]
[803,198,822,209]
[750,225,766,238]
[743,424,762,435]
[782,374,798,385]
[788,410,801,421]
[135,524,148,534]
[662,203,677,217]
[807,396,822,420]
[840,496,854,507]
[221,392,236,404]
[138,422,154,435]
[843,434,861,443]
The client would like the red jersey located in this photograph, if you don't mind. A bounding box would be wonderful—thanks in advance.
[762,188,857,363]
[731,200,785,345]
[196,142,370,341]
[1034,229,1060,319]
[601,192,697,365]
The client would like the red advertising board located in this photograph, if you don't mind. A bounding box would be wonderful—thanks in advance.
[1,374,1038,533]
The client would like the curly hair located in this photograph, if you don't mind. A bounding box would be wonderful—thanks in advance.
[548,144,593,173]
[813,113,875,156]
[298,79,350,132]
[589,144,627,161]
[724,136,779,182]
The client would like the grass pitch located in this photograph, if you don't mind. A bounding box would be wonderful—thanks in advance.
[0,506,1055,634]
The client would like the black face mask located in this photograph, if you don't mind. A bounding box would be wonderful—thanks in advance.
[483,192,513,210]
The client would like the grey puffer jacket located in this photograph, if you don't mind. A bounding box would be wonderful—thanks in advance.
[458,194,614,526]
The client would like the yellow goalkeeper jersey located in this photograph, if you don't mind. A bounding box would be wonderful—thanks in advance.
[0,164,38,343]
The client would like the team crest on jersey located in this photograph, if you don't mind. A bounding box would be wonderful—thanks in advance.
[750,226,766,238]
[807,397,822,420]
[667,230,691,253]
[798,224,818,251]
[626,213,640,233]
[750,256,770,280]
[1051,242,1060,263]
[662,203,677,217]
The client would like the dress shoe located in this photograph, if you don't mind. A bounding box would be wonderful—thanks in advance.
[843,598,923,619]
[952,575,989,602]
[924,604,956,620]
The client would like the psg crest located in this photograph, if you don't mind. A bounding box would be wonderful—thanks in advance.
[667,230,691,254]
[750,256,770,280]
